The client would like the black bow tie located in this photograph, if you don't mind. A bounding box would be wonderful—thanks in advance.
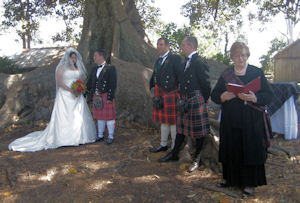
[185,57,191,63]
[97,65,103,68]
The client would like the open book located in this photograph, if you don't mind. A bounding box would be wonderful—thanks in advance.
[226,77,261,95]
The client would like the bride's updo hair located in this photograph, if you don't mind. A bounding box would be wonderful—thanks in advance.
[69,51,77,58]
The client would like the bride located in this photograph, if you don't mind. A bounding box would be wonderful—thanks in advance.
[8,48,97,152]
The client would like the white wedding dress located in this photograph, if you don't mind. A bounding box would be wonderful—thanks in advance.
[8,69,97,152]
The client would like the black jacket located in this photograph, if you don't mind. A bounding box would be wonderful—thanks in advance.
[178,53,211,102]
[149,53,183,92]
[211,65,274,164]
[86,64,117,101]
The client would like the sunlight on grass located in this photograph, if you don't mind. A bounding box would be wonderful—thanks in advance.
[175,168,217,183]
[0,191,18,202]
[132,174,161,183]
[1,151,24,159]
[61,164,74,175]
[83,161,109,171]
[76,150,98,155]
[90,179,113,190]
[39,167,57,181]
[18,167,57,182]
[18,172,39,182]
[251,198,276,202]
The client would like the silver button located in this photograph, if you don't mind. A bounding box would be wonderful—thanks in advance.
[166,81,168,83]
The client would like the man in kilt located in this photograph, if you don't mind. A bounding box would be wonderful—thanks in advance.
[159,36,211,173]
[86,49,117,145]
[149,38,183,153]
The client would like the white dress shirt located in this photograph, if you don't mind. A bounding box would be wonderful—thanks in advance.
[96,62,106,78]
[184,51,197,71]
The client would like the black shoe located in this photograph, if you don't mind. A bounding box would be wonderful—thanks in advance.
[216,182,229,188]
[158,152,178,162]
[106,138,113,145]
[96,137,104,142]
[187,161,199,173]
[149,145,168,153]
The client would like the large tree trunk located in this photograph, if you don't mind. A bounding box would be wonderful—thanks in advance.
[78,0,157,69]
[27,34,31,49]
[22,34,26,49]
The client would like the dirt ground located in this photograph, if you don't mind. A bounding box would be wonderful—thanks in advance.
[0,117,299,203]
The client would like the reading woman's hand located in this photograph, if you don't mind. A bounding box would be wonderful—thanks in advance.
[237,91,257,103]
[221,91,236,102]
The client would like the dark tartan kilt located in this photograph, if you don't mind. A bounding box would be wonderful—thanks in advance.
[177,90,210,138]
[152,85,179,125]
[92,93,116,120]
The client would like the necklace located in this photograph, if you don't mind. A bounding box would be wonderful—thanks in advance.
[234,67,246,75]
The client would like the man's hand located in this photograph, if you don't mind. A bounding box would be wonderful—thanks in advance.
[107,100,112,104]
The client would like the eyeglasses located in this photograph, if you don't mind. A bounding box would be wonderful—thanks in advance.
[232,54,248,59]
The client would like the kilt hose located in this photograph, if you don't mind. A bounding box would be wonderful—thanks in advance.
[152,85,179,125]
[92,93,116,120]
[177,90,210,138]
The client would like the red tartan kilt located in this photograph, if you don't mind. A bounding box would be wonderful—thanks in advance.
[152,85,178,125]
[92,93,116,120]
[177,92,210,138]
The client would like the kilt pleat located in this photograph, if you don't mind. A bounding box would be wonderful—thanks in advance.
[152,85,178,125]
[177,90,210,138]
[92,93,116,120]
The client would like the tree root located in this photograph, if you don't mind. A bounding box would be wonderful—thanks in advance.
[268,145,297,163]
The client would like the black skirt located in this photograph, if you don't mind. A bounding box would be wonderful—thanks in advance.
[222,128,267,188]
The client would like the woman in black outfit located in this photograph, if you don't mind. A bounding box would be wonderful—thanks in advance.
[211,41,273,197]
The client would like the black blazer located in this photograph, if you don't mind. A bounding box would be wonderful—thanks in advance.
[149,53,183,92]
[86,64,117,101]
[178,53,211,102]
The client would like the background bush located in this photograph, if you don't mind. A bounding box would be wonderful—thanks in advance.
[0,56,23,74]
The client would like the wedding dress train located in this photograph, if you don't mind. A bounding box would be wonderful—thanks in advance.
[9,69,96,152]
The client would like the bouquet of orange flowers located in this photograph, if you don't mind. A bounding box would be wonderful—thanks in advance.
[72,79,86,97]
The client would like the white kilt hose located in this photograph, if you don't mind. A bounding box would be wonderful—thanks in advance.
[92,93,116,120]
[177,90,210,138]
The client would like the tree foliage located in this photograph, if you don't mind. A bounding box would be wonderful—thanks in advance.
[259,38,287,73]
[181,0,299,60]
[181,0,248,54]
[135,0,161,34]
[252,0,300,43]
[0,56,22,74]
[156,23,193,53]
[1,0,55,49]
[51,0,84,44]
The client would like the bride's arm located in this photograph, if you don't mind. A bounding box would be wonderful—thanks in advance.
[56,67,73,92]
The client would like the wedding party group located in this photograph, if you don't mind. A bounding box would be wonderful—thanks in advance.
[8,36,274,198]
